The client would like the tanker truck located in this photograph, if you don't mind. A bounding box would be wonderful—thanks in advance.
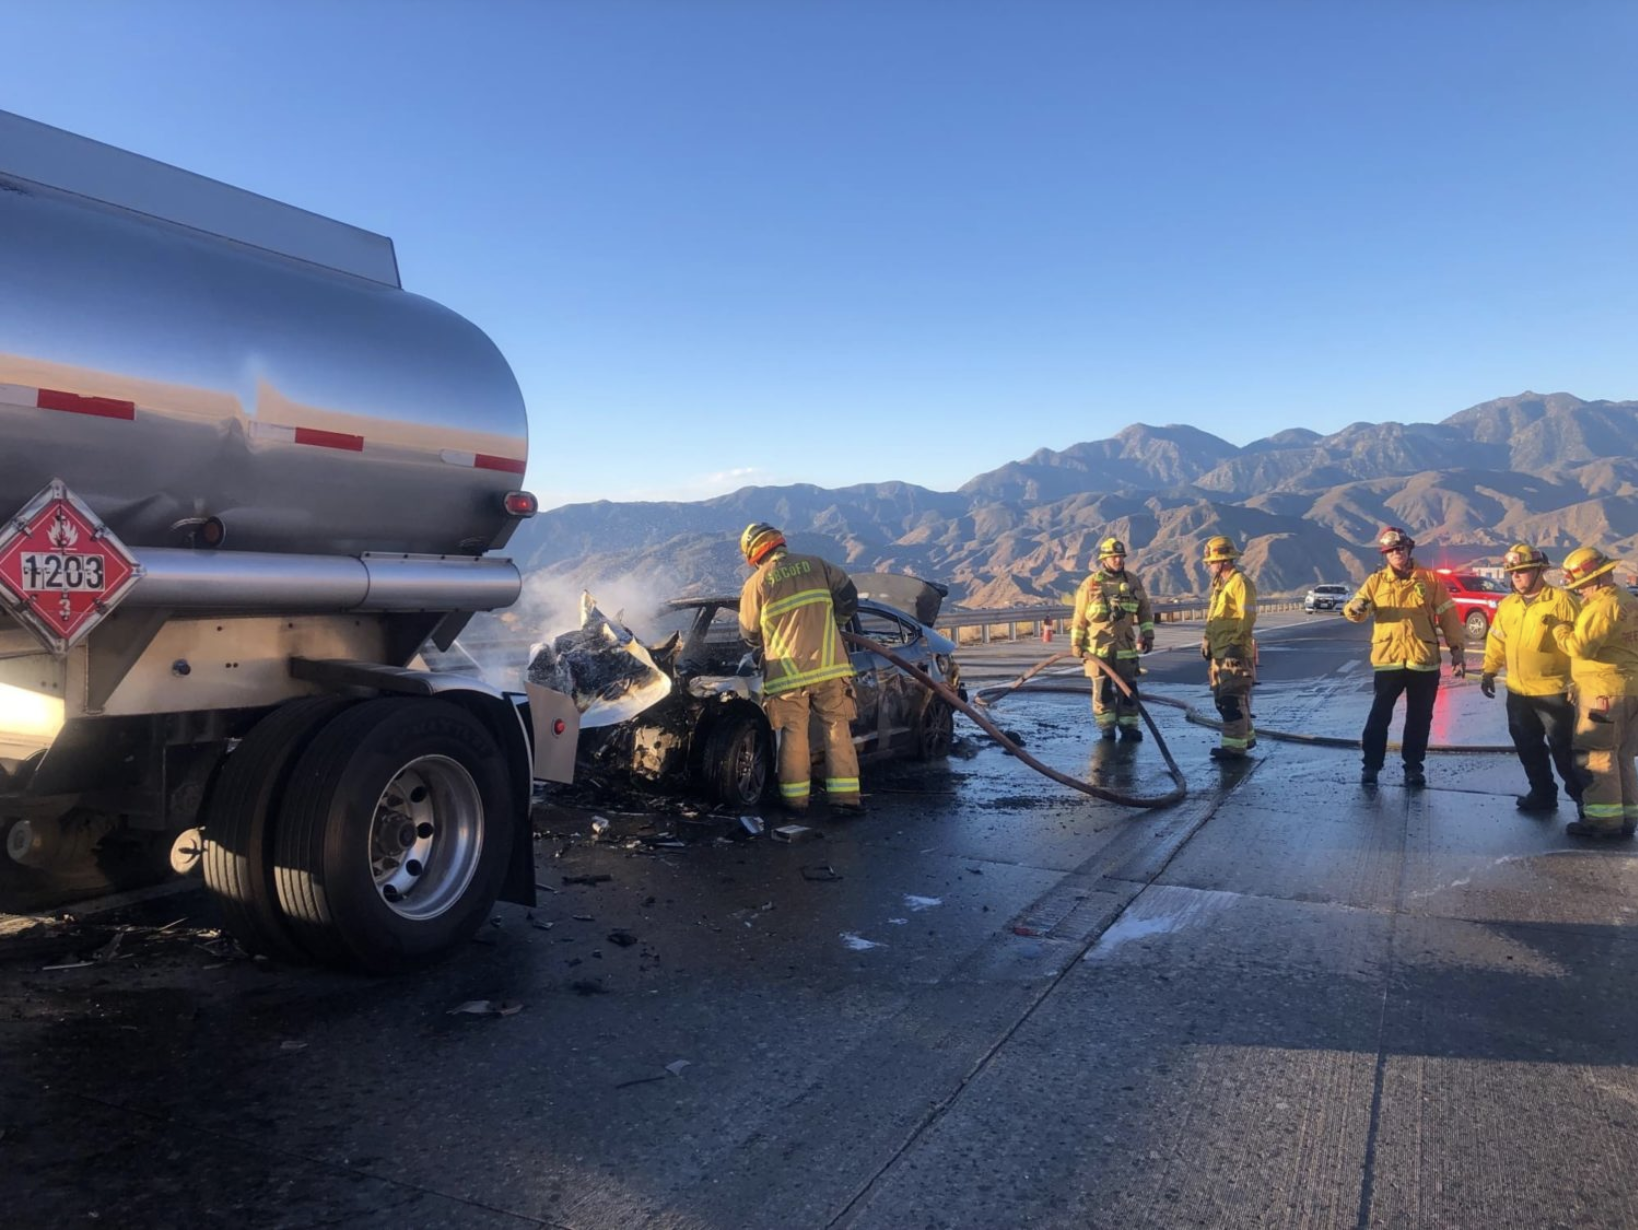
[0,111,579,971]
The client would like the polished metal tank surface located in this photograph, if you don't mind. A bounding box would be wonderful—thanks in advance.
[0,174,529,558]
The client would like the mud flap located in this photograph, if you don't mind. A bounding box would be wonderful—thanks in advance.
[526,683,581,784]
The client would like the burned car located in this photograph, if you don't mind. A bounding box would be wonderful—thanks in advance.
[531,578,963,807]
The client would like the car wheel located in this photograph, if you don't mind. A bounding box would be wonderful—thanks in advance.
[1464,609,1490,639]
[701,710,772,807]
[914,697,955,761]
[273,698,514,973]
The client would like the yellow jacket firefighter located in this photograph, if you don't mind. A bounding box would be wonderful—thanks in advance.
[1481,584,1579,696]
[1071,569,1154,662]
[738,549,857,697]
[1551,586,1638,698]
[1344,567,1465,671]
[1205,567,1257,660]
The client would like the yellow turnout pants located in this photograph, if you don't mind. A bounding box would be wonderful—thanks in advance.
[1572,692,1638,832]
[763,677,860,809]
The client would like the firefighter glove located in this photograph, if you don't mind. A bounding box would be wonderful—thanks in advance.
[1480,672,1496,699]
[1140,632,1154,653]
[1200,639,1210,660]
[1449,649,1466,679]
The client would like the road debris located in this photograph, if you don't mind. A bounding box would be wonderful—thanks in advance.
[801,865,844,882]
[279,1040,309,1052]
[904,895,942,911]
[562,874,613,886]
[607,929,638,948]
[446,999,524,1017]
[616,1058,694,1089]
[840,932,884,951]
[739,815,765,837]
[772,824,821,843]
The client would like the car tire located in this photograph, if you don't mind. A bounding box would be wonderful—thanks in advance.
[273,698,514,974]
[1464,609,1490,639]
[700,710,772,808]
[914,697,955,761]
[201,696,351,963]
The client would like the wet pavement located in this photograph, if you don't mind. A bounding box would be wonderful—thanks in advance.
[5,613,1637,1228]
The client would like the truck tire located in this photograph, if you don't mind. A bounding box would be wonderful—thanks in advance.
[701,710,772,808]
[201,696,350,963]
[1464,609,1490,639]
[914,697,955,761]
[273,698,514,973]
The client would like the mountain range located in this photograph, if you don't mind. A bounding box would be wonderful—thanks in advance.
[503,392,1638,618]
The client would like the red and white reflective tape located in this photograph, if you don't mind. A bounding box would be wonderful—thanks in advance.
[0,382,136,420]
[247,421,364,451]
[439,449,527,475]
[2,383,526,473]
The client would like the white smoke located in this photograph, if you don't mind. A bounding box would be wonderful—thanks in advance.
[513,566,687,646]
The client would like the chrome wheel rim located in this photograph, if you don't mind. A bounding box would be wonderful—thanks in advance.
[731,731,766,803]
[368,755,483,921]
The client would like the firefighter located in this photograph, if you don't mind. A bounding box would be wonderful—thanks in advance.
[1343,527,1466,788]
[1545,546,1638,839]
[1201,535,1257,761]
[1071,536,1154,741]
[736,522,863,815]
[1479,544,1583,813]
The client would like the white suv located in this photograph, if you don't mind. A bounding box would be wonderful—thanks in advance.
[1304,583,1350,614]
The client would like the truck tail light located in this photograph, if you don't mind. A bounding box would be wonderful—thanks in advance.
[504,491,538,517]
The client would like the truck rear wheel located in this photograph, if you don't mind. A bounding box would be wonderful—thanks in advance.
[201,697,350,962]
[273,698,514,973]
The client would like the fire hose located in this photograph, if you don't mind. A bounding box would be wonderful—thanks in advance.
[840,633,1187,809]
[973,662,1516,755]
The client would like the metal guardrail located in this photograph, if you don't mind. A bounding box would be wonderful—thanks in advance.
[935,599,1305,645]
[453,598,1308,658]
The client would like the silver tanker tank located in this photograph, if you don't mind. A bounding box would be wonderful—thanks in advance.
[0,110,529,559]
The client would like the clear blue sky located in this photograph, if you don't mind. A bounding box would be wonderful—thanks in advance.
[3,1,1635,508]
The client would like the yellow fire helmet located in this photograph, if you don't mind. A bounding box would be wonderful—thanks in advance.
[1502,543,1550,573]
[1098,536,1128,560]
[1561,545,1619,589]
[1203,535,1241,564]
[739,521,786,565]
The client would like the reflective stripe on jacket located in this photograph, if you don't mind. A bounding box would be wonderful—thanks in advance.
[1343,565,1464,671]
[1071,569,1154,663]
[1551,585,1638,698]
[738,549,857,697]
[1481,584,1578,696]
[1205,567,1257,661]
